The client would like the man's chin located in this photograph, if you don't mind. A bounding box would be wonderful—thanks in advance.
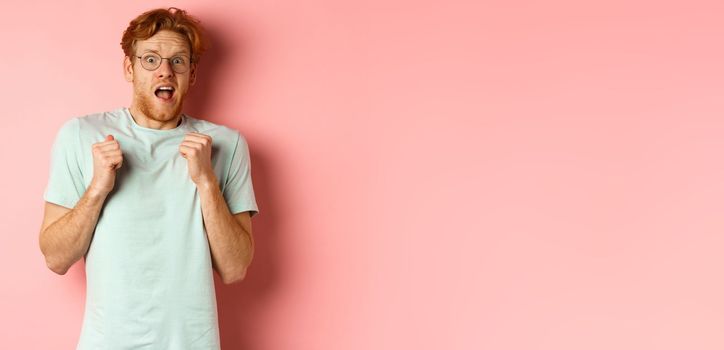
[135,92,185,121]
[154,96,185,115]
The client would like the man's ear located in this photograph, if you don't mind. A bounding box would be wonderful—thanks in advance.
[123,56,134,82]
[189,63,197,86]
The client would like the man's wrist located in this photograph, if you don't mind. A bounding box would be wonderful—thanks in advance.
[196,174,219,192]
[85,186,109,202]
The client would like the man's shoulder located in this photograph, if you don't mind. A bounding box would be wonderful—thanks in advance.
[184,114,244,145]
[63,108,126,136]
[75,107,125,124]
[54,108,124,138]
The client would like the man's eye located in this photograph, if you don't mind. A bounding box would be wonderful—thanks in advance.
[172,57,186,65]
[144,56,158,64]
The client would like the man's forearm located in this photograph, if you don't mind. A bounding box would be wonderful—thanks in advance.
[197,176,253,284]
[40,189,108,275]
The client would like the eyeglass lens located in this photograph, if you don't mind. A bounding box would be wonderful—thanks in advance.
[139,53,190,73]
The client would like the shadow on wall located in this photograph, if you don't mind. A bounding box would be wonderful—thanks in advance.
[184,22,283,350]
[183,20,226,122]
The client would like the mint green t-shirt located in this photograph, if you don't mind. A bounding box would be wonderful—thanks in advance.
[43,107,259,350]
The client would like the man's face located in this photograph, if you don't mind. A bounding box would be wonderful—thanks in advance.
[123,30,197,123]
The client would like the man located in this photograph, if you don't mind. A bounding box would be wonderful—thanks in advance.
[38,7,259,349]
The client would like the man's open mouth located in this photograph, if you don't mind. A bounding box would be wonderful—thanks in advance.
[155,86,175,101]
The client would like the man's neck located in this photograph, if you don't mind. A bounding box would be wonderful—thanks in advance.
[128,105,182,130]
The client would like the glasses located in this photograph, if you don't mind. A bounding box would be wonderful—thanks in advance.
[134,52,192,73]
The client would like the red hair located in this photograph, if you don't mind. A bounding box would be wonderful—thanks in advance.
[120,7,208,64]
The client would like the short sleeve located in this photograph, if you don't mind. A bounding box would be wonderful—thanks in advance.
[43,118,86,209]
[223,132,259,217]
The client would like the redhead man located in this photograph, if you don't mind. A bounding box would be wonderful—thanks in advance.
[38,7,259,349]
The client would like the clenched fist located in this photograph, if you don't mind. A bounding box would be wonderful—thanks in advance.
[88,135,124,196]
[179,132,216,186]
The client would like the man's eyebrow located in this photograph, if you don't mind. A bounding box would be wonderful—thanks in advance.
[139,49,190,56]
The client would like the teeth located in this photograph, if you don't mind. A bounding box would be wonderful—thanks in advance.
[158,86,174,91]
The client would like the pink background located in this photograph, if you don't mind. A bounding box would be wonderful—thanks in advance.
[1,0,723,349]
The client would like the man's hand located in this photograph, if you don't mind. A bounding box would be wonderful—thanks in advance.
[179,132,216,186]
[88,135,123,196]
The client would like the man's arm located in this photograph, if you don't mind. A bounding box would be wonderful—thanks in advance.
[40,134,122,275]
[197,177,255,285]
[39,189,109,275]
[179,132,256,284]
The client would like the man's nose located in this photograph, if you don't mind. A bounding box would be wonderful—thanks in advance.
[156,58,175,78]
